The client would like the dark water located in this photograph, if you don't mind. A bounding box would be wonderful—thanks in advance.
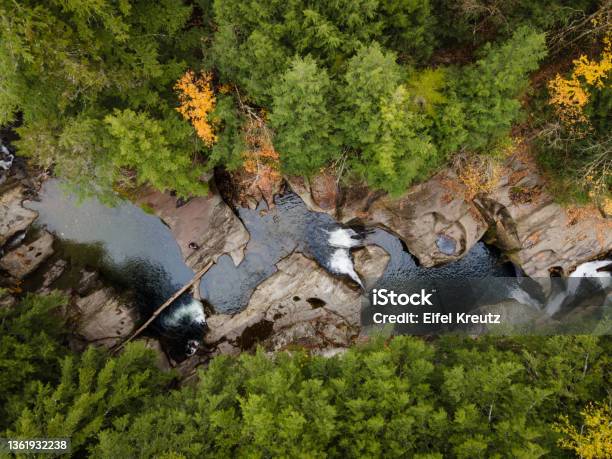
[26,180,202,357]
[26,180,194,286]
[201,192,373,313]
[27,180,526,352]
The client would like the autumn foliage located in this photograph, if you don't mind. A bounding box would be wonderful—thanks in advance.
[554,402,612,459]
[548,34,611,127]
[238,113,282,206]
[175,70,217,146]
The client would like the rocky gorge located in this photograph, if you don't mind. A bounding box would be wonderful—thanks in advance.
[1,146,610,377]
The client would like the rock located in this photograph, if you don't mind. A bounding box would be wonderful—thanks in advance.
[475,156,612,277]
[136,184,249,268]
[77,269,101,295]
[0,231,54,279]
[140,337,171,371]
[365,175,488,267]
[286,174,385,223]
[0,144,14,186]
[0,290,16,309]
[310,173,338,210]
[316,347,348,358]
[286,176,328,215]
[286,171,338,215]
[0,187,37,247]
[74,288,138,348]
[354,245,390,283]
[40,259,67,291]
[205,253,362,353]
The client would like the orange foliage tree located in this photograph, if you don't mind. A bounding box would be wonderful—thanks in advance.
[175,70,217,146]
[239,111,282,206]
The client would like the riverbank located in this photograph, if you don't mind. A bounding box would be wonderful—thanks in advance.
[1,144,610,377]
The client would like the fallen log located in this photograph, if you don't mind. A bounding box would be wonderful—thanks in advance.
[112,260,213,354]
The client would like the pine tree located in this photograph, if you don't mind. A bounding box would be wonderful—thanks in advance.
[0,0,197,198]
[455,26,547,151]
[270,56,338,176]
[104,109,208,198]
[8,343,173,457]
[340,44,437,194]
[0,292,68,430]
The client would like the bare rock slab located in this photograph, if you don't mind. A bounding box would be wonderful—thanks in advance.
[75,288,138,348]
[0,230,54,279]
[0,186,37,246]
[354,245,390,283]
[205,253,363,353]
[286,171,338,216]
[476,157,612,277]
[366,175,488,267]
[136,185,249,268]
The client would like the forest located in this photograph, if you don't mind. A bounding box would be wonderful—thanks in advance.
[0,0,611,458]
[1,291,610,458]
[1,0,610,204]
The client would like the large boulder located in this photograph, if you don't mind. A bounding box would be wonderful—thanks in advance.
[354,245,390,283]
[285,171,338,216]
[136,184,249,268]
[0,187,37,247]
[0,230,54,279]
[74,288,138,348]
[475,156,612,277]
[205,253,363,354]
[365,175,489,267]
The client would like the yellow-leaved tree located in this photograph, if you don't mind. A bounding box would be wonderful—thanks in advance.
[548,34,611,128]
[554,403,612,459]
[175,71,217,146]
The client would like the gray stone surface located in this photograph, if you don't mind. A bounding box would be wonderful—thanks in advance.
[354,245,390,283]
[0,231,54,279]
[365,175,489,267]
[476,157,612,277]
[205,253,363,354]
[0,187,37,247]
[75,288,138,348]
[136,184,249,268]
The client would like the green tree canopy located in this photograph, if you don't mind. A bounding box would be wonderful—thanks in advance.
[270,56,338,176]
[455,26,548,151]
[0,0,204,198]
[0,291,68,430]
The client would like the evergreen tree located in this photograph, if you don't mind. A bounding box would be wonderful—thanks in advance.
[455,26,547,151]
[340,44,436,194]
[0,0,202,198]
[0,291,68,430]
[91,335,611,458]
[104,109,207,197]
[209,93,247,171]
[8,343,173,457]
[270,56,338,176]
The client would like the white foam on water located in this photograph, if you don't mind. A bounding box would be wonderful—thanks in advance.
[329,248,363,288]
[569,260,612,278]
[0,153,13,171]
[568,260,611,296]
[326,228,361,249]
[162,298,206,328]
[185,339,200,356]
[509,285,541,309]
